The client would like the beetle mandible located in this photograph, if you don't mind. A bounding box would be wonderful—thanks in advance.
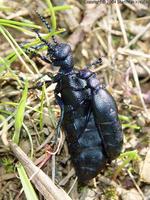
[29,13,123,183]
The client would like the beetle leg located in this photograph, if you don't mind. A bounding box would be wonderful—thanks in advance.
[52,87,64,144]
[83,57,102,69]
[29,72,55,90]
[39,55,52,64]
[29,80,53,90]
[29,49,52,64]
[27,48,52,64]
[21,43,49,62]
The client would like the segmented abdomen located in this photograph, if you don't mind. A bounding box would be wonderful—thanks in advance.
[63,106,107,183]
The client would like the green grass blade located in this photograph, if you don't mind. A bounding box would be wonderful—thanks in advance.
[0,26,34,74]
[0,109,12,115]
[0,23,36,36]
[0,18,40,36]
[45,0,56,32]
[119,150,140,160]
[119,114,131,122]
[4,26,39,73]
[122,123,140,130]
[113,150,140,179]
[1,26,39,73]
[0,19,40,29]
[0,29,64,67]
[2,52,17,65]
[12,80,28,144]
[17,164,38,200]
[0,57,10,72]
[53,5,71,12]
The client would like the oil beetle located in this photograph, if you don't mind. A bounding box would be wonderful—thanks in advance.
[27,13,123,183]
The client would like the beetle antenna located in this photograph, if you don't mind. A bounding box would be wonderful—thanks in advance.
[85,58,102,68]
[36,11,51,32]
[36,11,58,44]
[34,29,49,45]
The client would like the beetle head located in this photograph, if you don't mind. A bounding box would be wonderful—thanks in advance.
[47,42,74,71]
[35,12,74,72]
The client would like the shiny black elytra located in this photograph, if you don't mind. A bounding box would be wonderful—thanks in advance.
[29,14,123,183]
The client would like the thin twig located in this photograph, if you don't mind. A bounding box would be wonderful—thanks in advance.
[128,170,145,200]
[123,22,150,50]
[115,1,128,45]
[67,177,78,195]
[118,48,150,59]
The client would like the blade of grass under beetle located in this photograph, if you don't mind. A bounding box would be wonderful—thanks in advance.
[12,80,28,144]
[17,164,38,200]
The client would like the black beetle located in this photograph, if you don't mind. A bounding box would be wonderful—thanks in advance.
[28,14,123,183]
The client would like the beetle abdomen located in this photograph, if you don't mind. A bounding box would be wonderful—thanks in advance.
[73,146,106,183]
[97,120,123,160]
[63,108,107,183]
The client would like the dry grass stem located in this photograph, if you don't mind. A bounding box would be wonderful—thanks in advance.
[9,141,72,200]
